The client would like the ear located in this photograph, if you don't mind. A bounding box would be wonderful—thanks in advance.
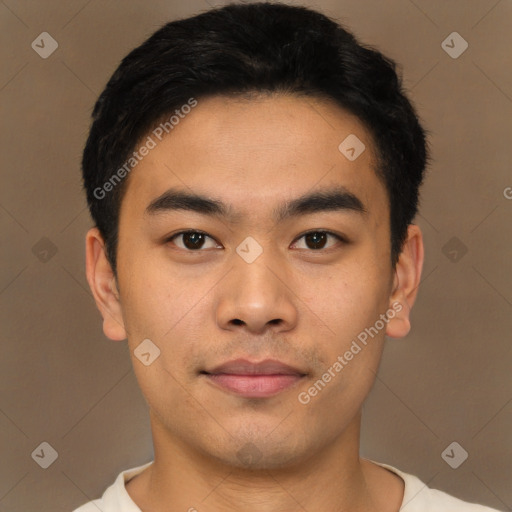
[385,224,424,339]
[85,227,127,341]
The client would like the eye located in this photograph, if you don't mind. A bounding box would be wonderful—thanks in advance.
[166,230,220,251]
[292,230,345,251]
[165,229,346,252]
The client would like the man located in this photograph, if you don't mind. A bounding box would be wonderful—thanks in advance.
[74,2,502,511]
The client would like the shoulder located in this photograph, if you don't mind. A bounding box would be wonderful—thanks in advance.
[409,486,503,511]
[71,461,153,512]
[369,459,503,511]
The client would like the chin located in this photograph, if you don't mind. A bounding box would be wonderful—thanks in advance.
[204,428,309,472]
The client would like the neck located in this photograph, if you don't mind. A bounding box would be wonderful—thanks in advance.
[126,409,401,512]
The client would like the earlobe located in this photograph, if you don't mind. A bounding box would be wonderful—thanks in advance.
[385,224,424,339]
[85,228,127,341]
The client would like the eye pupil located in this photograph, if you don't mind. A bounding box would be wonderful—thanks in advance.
[183,232,205,249]
[173,230,336,252]
[305,232,327,249]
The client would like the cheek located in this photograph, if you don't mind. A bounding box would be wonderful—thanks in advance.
[118,249,186,337]
[297,267,389,415]
[118,255,216,376]
[121,268,209,416]
[301,259,390,336]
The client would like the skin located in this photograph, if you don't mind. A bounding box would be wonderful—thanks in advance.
[86,94,424,512]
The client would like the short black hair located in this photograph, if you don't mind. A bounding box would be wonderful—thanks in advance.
[82,1,429,275]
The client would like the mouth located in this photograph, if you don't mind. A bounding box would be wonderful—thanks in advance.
[200,358,307,398]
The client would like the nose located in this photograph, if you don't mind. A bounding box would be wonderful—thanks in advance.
[215,247,298,335]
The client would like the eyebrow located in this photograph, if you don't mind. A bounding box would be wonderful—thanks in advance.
[144,186,367,222]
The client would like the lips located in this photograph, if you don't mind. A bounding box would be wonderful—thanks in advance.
[201,358,306,398]
[205,358,306,376]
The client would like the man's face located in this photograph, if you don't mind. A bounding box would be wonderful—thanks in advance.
[111,94,397,469]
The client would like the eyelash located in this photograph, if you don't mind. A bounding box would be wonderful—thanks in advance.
[164,230,347,252]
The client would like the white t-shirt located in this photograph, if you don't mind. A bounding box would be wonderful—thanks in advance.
[73,459,503,511]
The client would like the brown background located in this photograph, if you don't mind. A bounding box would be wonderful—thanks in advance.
[1,0,511,510]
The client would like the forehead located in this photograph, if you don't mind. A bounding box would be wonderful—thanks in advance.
[120,94,388,223]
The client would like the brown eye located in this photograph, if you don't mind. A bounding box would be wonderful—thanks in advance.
[293,231,343,250]
[168,231,219,251]
[305,232,328,249]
